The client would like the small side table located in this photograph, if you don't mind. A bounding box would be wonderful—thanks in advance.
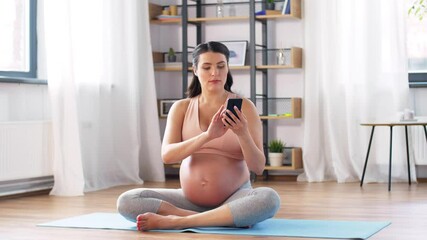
[360,121,427,191]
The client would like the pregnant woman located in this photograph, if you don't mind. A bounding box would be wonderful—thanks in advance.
[117,41,280,231]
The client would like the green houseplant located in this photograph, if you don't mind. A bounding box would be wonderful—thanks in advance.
[268,139,285,166]
[269,139,284,153]
[168,47,176,62]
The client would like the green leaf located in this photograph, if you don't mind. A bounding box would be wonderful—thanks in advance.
[268,139,285,153]
[415,8,421,15]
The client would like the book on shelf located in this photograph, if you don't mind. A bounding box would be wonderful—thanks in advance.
[282,0,290,15]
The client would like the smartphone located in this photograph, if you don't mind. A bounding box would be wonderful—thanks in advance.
[226,98,243,123]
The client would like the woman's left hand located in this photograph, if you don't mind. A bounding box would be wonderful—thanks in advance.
[221,106,248,136]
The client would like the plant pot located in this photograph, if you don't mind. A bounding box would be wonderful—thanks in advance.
[269,152,284,167]
[266,3,275,10]
[168,55,176,62]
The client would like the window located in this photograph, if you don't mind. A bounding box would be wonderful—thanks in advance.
[0,0,37,79]
[407,0,427,87]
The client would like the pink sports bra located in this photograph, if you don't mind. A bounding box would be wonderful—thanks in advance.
[182,93,244,160]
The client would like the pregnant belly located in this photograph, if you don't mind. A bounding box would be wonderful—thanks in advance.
[180,153,249,207]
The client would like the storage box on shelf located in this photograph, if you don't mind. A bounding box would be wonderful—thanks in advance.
[152,52,164,63]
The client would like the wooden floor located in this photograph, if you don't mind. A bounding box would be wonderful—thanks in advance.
[1,180,427,240]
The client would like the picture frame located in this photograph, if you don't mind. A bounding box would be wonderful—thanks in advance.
[158,99,179,117]
[220,41,248,66]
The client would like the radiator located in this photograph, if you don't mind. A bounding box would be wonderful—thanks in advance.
[0,121,54,196]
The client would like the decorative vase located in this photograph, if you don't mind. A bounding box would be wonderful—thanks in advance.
[216,0,224,18]
[276,49,286,65]
[269,152,284,167]
[168,55,176,62]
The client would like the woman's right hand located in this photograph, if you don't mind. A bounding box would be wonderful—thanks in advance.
[206,105,228,140]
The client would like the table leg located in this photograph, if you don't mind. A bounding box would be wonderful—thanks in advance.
[361,126,375,187]
[424,125,427,142]
[405,126,411,185]
[388,126,393,191]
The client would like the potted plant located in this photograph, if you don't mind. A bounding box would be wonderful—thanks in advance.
[268,139,285,167]
[168,47,176,62]
[266,0,275,10]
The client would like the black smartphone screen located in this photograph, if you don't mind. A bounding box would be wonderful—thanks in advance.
[226,98,243,123]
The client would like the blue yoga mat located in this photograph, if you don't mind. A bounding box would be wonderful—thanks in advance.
[37,212,390,239]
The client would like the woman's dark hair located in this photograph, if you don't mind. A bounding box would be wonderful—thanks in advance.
[186,41,234,98]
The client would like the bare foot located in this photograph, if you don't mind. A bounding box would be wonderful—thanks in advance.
[136,213,183,231]
[157,201,198,217]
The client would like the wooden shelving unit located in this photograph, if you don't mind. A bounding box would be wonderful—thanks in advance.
[150,19,181,24]
[151,14,300,25]
[257,47,302,69]
[150,0,304,175]
[265,147,303,170]
[189,16,249,22]
[259,97,302,119]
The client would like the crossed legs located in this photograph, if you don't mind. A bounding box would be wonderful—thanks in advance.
[117,183,280,231]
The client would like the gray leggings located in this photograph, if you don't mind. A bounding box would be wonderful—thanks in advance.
[117,181,281,227]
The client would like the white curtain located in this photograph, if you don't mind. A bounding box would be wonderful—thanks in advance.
[301,0,415,183]
[43,0,164,196]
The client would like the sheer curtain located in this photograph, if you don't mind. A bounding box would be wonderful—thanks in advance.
[301,0,415,183]
[42,0,164,196]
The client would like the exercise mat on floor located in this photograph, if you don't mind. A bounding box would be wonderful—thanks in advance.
[37,212,390,239]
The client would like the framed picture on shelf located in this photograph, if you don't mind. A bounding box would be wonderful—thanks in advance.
[220,41,248,66]
[158,99,179,117]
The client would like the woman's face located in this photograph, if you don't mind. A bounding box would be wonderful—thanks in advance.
[194,51,228,92]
